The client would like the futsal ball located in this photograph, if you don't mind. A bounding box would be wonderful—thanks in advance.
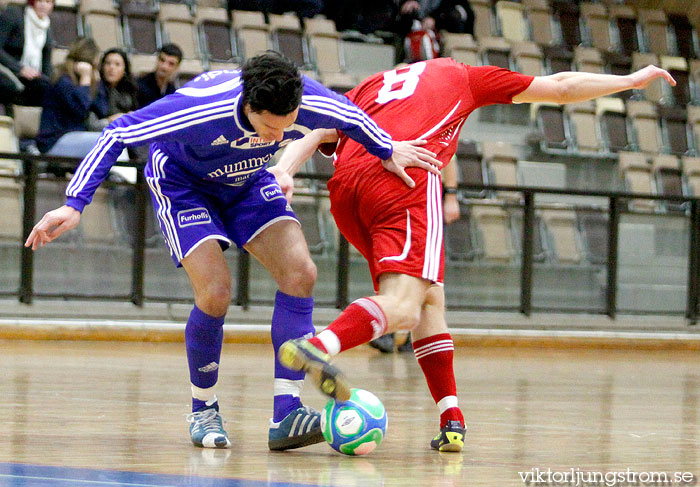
[320,388,388,456]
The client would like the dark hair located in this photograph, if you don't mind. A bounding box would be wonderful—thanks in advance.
[99,48,137,94]
[159,43,183,63]
[241,51,302,116]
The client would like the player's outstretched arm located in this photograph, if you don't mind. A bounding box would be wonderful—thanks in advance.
[512,65,676,105]
[383,140,442,189]
[24,205,81,250]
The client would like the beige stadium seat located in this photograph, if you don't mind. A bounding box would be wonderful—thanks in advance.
[197,7,236,67]
[580,2,611,53]
[496,1,528,42]
[564,100,599,153]
[638,9,670,57]
[342,42,394,82]
[11,105,41,140]
[232,10,271,60]
[269,13,307,68]
[688,106,700,155]
[305,16,343,75]
[682,156,700,197]
[482,141,519,201]
[130,53,157,78]
[651,154,685,211]
[511,41,543,77]
[595,97,629,153]
[80,187,118,246]
[521,0,553,47]
[80,0,121,51]
[632,52,662,104]
[0,177,22,243]
[478,36,511,70]
[472,202,512,262]
[441,33,478,66]
[541,209,581,264]
[618,151,655,211]
[626,100,662,155]
[160,4,200,63]
[0,116,20,176]
[574,46,604,74]
[660,56,691,106]
[470,0,496,40]
[319,71,355,94]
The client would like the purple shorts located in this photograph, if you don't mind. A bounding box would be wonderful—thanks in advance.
[144,147,297,266]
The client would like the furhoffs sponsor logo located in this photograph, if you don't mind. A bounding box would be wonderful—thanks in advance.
[260,184,284,201]
[177,207,211,227]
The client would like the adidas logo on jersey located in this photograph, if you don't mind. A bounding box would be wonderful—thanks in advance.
[198,362,219,373]
[211,135,229,146]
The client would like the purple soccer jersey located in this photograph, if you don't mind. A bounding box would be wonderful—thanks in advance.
[63,69,395,263]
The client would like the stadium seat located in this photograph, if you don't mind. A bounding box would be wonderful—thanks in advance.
[318,71,355,94]
[445,203,478,262]
[441,33,478,66]
[197,6,236,68]
[604,52,632,99]
[479,36,511,70]
[543,45,573,74]
[269,14,308,69]
[11,105,41,141]
[509,210,548,263]
[530,102,569,153]
[521,0,553,48]
[291,196,326,254]
[305,16,343,76]
[472,202,512,262]
[516,160,568,205]
[511,41,543,77]
[541,209,581,264]
[574,46,604,74]
[482,140,519,201]
[0,177,22,243]
[638,9,670,57]
[608,4,639,57]
[80,0,122,51]
[667,14,697,59]
[595,97,630,153]
[120,0,159,55]
[689,105,700,154]
[469,0,496,40]
[580,3,611,53]
[618,151,655,211]
[576,209,608,265]
[232,10,271,60]
[564,100,598,153]
[51,0,81,49]
[80,187,118,246]
[342,41,394,82]
[691,60,700,105]
[36,179,81,242]
[660,56,691,107]
[658,105,690,157]
[651,154,685,212]
[160,3,200,63]
[51,48,68,67]
[626,100,662,155]
[0,115,20,175]
[495,1,528,43]
[683,156,700,197]
[631,52,662,105]
[551,0,582,50]
[454,140,487,198]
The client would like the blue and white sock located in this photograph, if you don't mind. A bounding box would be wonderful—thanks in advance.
[185,305,225,412]
[271,290,314,423]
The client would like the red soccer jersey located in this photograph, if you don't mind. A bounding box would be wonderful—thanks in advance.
[333,57,534,169]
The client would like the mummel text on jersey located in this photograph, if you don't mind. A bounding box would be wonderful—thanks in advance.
[65,69,394,212]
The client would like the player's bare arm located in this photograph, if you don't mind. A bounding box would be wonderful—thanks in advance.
[24,205,82,250]
[512,65,676,104]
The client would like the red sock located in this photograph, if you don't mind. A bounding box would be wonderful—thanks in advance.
[309,298,387,355]
[413,333,464,428]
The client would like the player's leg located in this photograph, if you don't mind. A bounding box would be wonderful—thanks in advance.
[412,285,466,452]
[279,273,431,402]
[244,218,323,451]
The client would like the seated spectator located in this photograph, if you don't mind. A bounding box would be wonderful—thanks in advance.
[0,0,54,111]
[136,43,182,108]
[228,0,323,19]
[35,37,100,157]
[431,0,474,35]
[323,0,397,35]
[87,48,138,132]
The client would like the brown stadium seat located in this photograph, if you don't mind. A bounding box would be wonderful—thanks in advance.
[576,209,608,265]
[658,105,690,157]
[595,97,630,153]
[541,209,581,264]
[604,52,632,99]
[618,151,655,212]
[608,5,639,57]
[668,14,697,59]
[580,3,610,53]
[660,56,691,107]
[445,203,478,262]
[472,202,512,263]
[478,36,511,70]
[0,116,20,175]
[683,156,700,198]
[0,177,22,243]
[551,0,581,50]
[483,141,520,202]
[543,45,573,74]
[197,6,236,68]
[495,1,528,43]
[120,0,159,55]
[51,0,81,49]
[626,100,662,155]
[651,154,685,212]
[511,41,543,77]
[691,60,700,105]
[574,46,604,74]
[80,0,121,51]
[689,106,700,154]
[521,0,553,47]
[269,14,307,69]
[469,0,496,40]
[441,33,478,66]
[565,100,599,153]
[454,140,487,198]
[638,9,670,57]
[530,102,568,153]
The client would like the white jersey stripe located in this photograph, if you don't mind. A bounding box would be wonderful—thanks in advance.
[428,173,443,280]
[303,95,392,142]
[176,76,241,97]
[155,151,183,261]
[417,101,461,140]
[146,151,178,260]
[121,109,235,144]
[67,134,117,197]
[378,210,411,262]
[150,150,182,260]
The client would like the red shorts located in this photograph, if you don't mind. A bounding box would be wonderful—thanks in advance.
[328,163,444,291]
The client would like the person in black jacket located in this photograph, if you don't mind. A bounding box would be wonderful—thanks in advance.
[136,43,182,108]
[0,0,54,109]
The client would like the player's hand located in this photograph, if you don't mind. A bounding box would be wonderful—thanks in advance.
[628,65,676,89]
[267,165,295,203]
[24,205,81,250]
[443,194,460,224]
[383,140,442,188]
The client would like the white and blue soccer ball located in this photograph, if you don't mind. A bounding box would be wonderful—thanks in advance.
[320,388,387,456]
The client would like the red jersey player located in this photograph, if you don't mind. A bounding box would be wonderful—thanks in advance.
[271,58,675,452]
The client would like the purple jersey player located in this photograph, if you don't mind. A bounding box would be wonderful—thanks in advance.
[25,52,440,451]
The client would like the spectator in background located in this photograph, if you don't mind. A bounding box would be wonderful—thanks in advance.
[323,0,397,35]
[87,48,138,132]
[36,37,100,157]
[136,43,182,109]
[0,0,54,111]
[228,0,323,19]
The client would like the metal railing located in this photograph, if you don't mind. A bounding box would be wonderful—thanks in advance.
[2,151,700,323]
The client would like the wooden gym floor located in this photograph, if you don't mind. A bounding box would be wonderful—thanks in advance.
[0,339,698,486]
